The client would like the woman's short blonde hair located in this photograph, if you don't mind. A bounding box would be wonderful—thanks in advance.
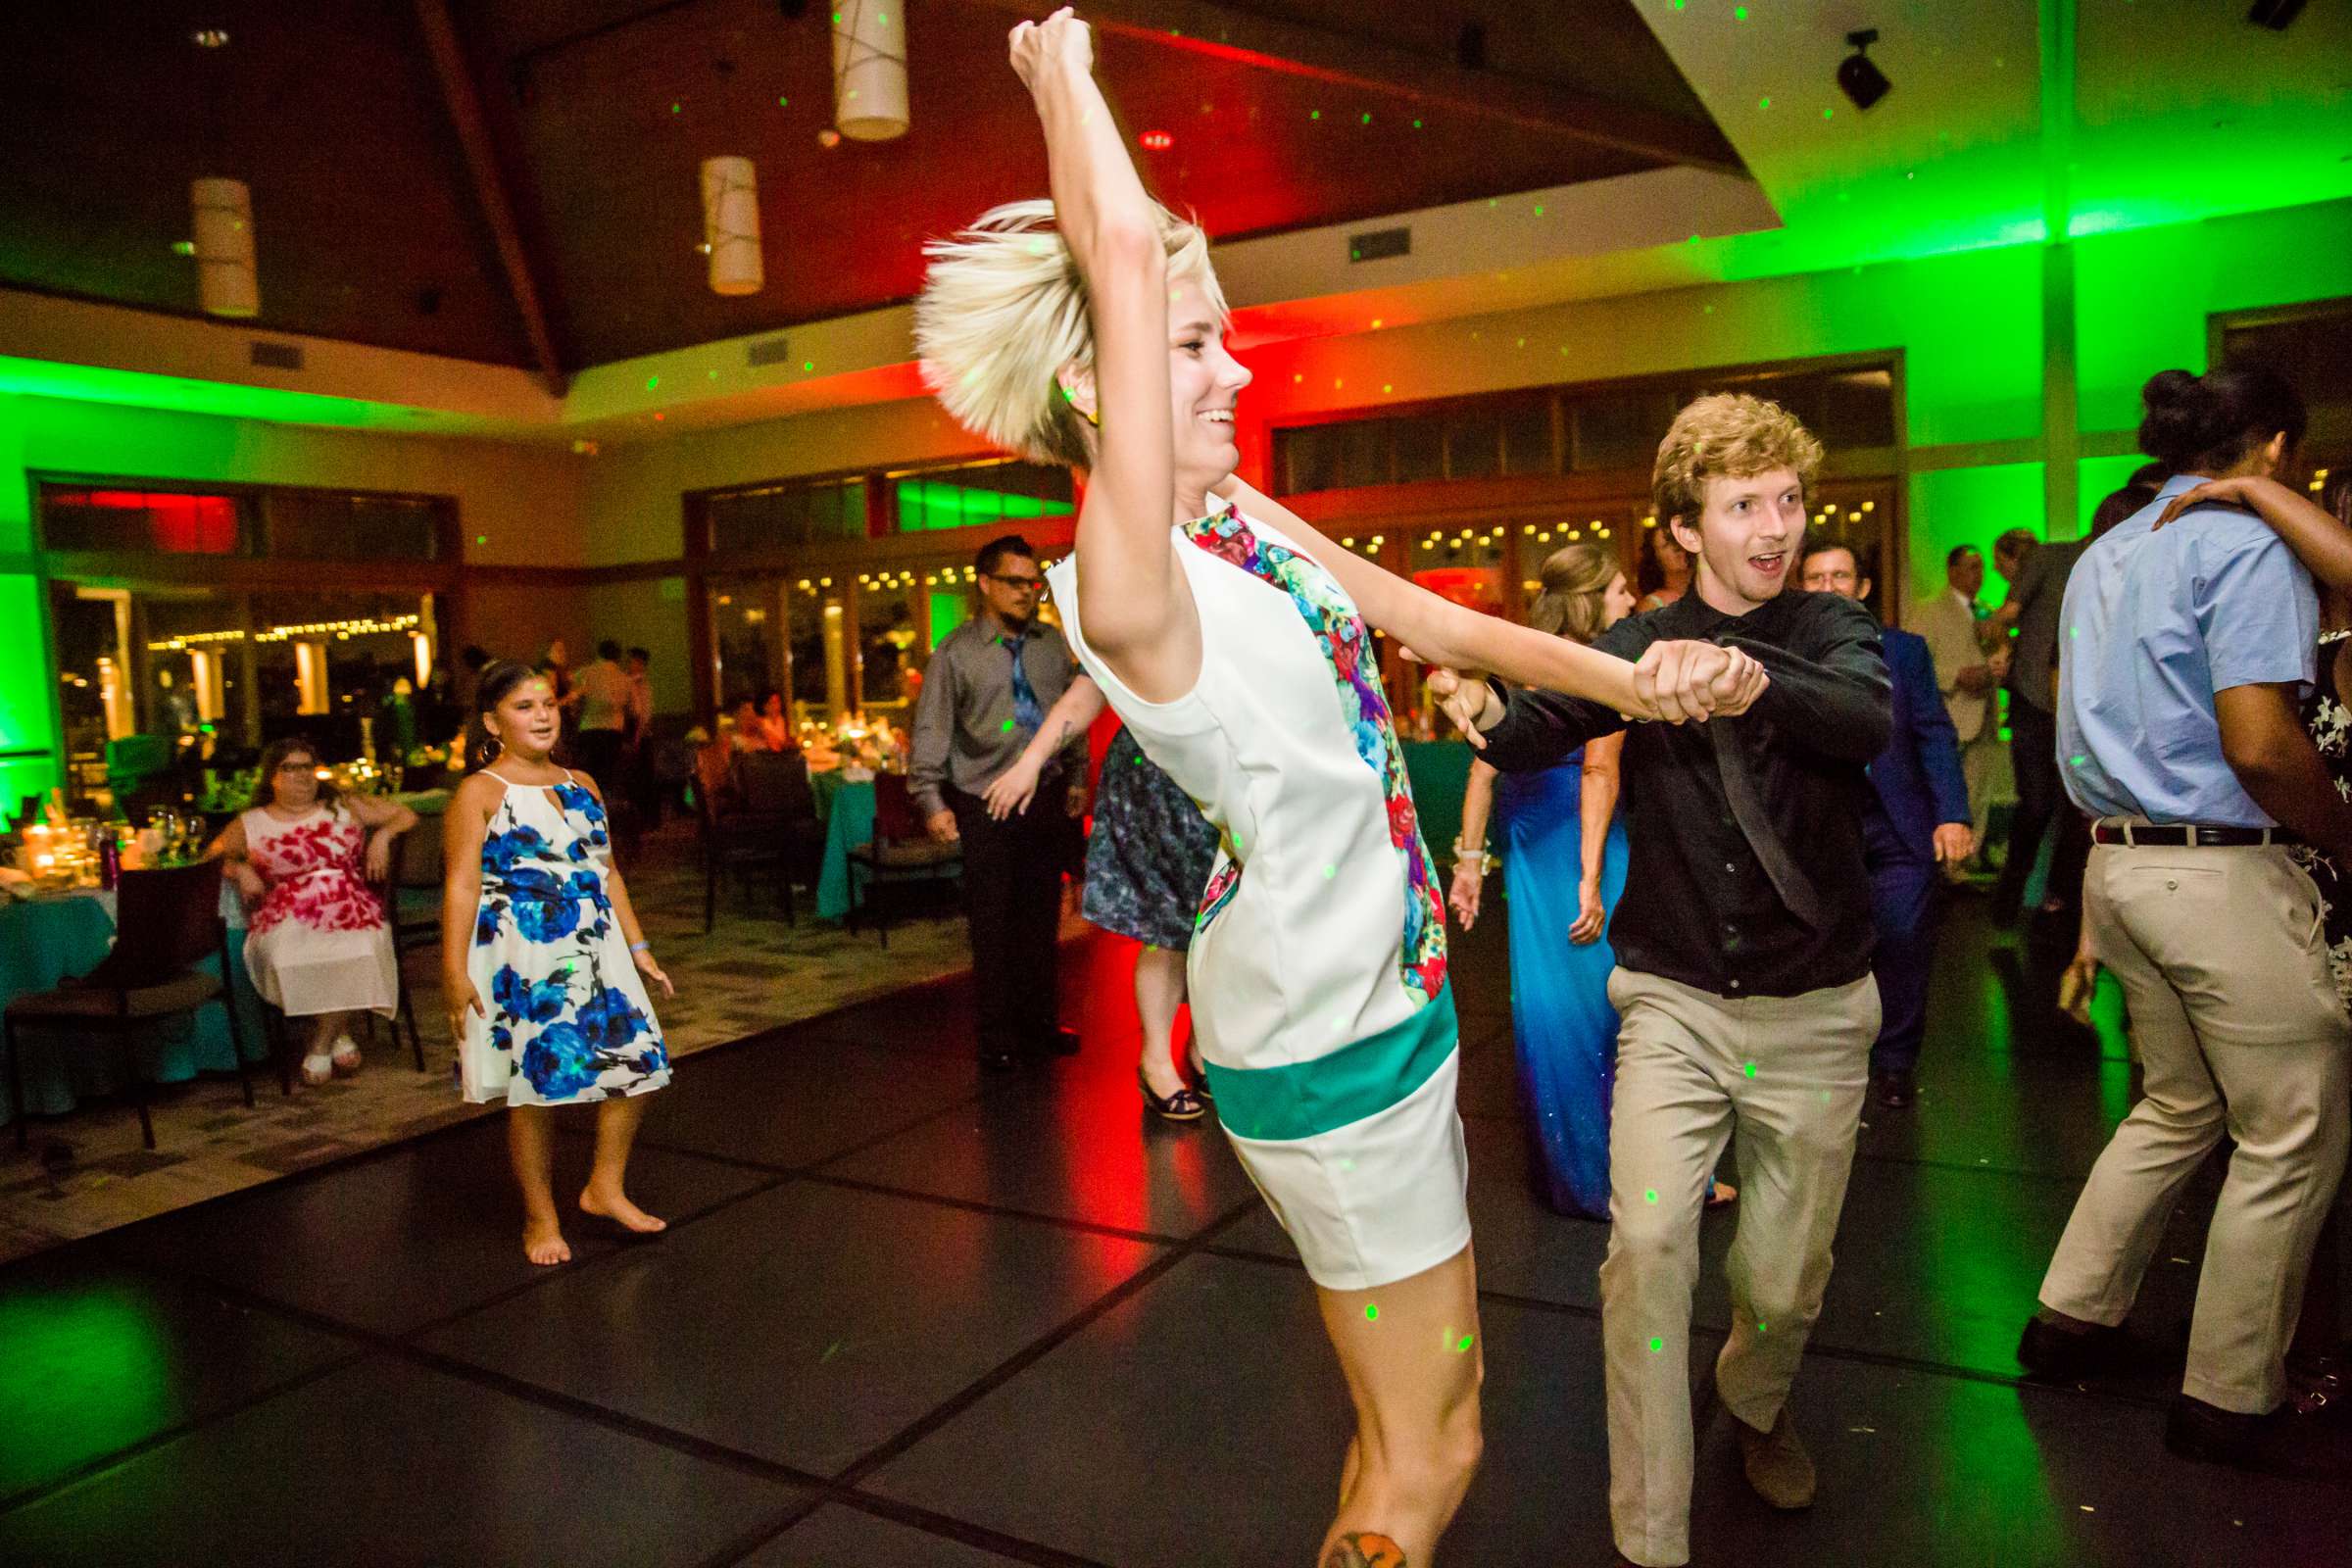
[914,198,1227,468]
[1651,392,1824,527]
[1527,541,1621,646]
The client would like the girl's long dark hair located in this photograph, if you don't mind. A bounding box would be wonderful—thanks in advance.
[467,661,543,772]
[248,737,340,813]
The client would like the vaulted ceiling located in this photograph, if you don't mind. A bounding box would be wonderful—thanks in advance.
[0,0,1741,377]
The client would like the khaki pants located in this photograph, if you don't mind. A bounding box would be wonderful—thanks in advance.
[1600,968,1878,1568]
[2038,841,2349,1413]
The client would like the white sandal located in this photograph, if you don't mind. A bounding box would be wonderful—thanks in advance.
[301,1052,334,1087]
[330,1037,363,1076]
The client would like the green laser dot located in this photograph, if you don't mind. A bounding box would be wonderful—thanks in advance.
[1757,1320,1768,1333]
[1735,5,1749,18]
[1366,1303,1380,1322]
[645,374,660,390]
[2071,755,2088,767]
[1360,112,1372,124]
[474,534,488,546]
[1534,204,1545,216]
[1412,119,1423,128]
[1001,718,1017,733]
[1758,95,1772,110]
[1649,1337,1665,1351]
[1744,1062,1758,1078]
[777,95,788,107]
[1456,1334,1475,1351]
[670,101,682,114]
[1645,1189,1659,1203]
[1310,110,1320,121]
[1823,106,1836,119]
[803,361,814,371]
[1323,864,1337,879]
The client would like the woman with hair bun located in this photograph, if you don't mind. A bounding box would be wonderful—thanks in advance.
[441,660,675,1267]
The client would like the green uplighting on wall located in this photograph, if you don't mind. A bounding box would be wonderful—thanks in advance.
[0,356,431,431]
[0,573,62,806]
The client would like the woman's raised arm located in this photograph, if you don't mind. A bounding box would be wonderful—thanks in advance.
[1211,475,1662,717]
[1012,10,1200,702]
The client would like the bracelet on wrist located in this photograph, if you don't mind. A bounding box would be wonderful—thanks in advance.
[628,940,651,955]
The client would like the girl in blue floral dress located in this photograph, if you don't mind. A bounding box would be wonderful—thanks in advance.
[443,662,674,1266]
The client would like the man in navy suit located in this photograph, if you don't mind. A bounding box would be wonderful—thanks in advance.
[1801,542,1974,1108]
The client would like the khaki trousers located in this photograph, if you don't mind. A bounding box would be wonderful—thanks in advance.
[1600,968,1878,1568]
[2037,841,2349,1413]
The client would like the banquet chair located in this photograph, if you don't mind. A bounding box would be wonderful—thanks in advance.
[732,751,826,922]
[846,772,961,949]
[383,813,442,1072]
[6,861,255,1152]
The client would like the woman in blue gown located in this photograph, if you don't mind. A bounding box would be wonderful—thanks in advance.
[1449,543,1732,1219]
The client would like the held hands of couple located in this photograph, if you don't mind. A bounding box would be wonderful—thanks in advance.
[1412,640,1768,751]
[1632,640,1770,724]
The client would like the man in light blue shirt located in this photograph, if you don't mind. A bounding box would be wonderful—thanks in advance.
[2023,367,2352,1478]
[2057,475,2317,825]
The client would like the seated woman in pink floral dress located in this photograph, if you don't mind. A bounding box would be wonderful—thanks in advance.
[210,737,417,1085]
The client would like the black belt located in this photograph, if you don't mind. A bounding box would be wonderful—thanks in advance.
[2090,822,2289,848]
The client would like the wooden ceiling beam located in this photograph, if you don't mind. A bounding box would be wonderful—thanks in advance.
[956,0,1743,175]
[414,0,570,394]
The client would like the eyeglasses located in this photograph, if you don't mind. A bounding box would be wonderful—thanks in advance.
[985,573,1047,591]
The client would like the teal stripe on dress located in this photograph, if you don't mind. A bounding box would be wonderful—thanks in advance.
[1204,987,1458,1142]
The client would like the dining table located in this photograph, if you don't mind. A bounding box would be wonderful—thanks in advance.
[813,775,878,922]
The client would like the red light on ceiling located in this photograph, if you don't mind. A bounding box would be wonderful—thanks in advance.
[1138,129,1173,150]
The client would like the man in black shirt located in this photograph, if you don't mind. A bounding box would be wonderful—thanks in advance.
[1432,394,1889,1568]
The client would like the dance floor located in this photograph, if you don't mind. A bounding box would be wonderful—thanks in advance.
[4,899,2348,1565]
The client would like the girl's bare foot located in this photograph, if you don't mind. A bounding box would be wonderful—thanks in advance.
[522,1217,571,1266]
[579,1187,667,1234]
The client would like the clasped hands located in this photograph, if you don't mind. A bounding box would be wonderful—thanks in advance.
[1419,639,1769,750]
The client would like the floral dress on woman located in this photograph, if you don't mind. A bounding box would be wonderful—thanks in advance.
[458,771,671,1106]
[240,804,398,1018]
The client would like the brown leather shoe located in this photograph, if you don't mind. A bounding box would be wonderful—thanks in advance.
[1735,1408,1817,1509]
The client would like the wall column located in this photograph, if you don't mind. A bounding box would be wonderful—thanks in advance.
[2040,0,2080,539]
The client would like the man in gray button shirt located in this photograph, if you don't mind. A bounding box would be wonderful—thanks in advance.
[910,533,1088,1071]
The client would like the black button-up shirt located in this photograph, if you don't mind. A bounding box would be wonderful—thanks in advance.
[1479,588,1891,999]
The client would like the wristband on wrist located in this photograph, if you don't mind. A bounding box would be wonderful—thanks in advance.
[628,940,651,955]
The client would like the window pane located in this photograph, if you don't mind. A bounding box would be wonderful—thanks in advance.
[1392,415,1444,484]
[891,461,1071,533]
[1281,425,1341,494]
[1337,419,1392,488]
[1570,390,1672,470]
[41,488,248,554]
[1444,408,1501,479]
[2224,308,2352,414]
[1499,401,1557,477]
[1818,369,1896,450]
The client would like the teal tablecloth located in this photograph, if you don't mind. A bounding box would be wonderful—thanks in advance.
[814,780,877,922]
[1400,739,1475,868]
[0,888,269,1126]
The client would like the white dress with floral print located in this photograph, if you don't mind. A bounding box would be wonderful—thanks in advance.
[457,772,670,1107]
[1048,506,1466,1293]
[240,804,398,1019]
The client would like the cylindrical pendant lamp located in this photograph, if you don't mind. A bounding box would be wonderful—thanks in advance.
[190,176,259,318]
[699,156,763,296]
[831,1,908,141]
